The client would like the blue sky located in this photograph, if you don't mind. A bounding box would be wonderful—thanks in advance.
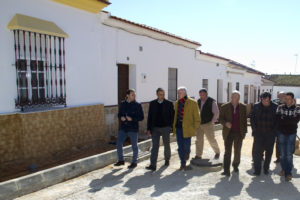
[104,0,300,74]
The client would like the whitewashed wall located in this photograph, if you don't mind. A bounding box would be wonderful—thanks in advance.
[0,0,262,114]
[0,0,107,113]
[100,24,227,104]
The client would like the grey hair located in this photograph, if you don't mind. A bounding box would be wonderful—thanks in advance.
[177,86,187,94]
[232,90,241,97]
[278,91,285,95]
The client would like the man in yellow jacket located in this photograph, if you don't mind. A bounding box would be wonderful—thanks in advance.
[173,86,201,170]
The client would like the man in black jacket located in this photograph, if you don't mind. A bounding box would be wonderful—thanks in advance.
[145,88,174,171]
[114,89,144,169]
[250,92,278,175]
[276,92,300,181]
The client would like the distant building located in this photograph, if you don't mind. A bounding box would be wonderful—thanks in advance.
[261,78,274,94]
[262,74,300,99]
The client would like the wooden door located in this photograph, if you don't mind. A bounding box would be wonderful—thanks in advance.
[118,64,129,105]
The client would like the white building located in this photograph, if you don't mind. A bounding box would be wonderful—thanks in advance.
[0,0,263,114]
[262,75,300,99]
[0,0,264,179]
[261,78,274,95]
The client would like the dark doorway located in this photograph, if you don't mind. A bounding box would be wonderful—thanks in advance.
[118,64,129,105]
[117,64,129,132]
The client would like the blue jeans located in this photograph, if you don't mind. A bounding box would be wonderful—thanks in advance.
[176,128,191,165]
[278,132,296,176]
[117,130,138,163]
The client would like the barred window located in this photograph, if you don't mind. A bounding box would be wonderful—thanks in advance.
[12,30,67,111]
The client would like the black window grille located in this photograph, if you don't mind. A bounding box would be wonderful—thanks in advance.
[12,30,67,111]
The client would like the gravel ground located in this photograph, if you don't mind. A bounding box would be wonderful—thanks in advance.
[16,127,300,200]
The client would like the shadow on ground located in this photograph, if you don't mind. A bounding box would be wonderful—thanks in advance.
[209,173,243,200]
[246,174,299,200]
[88,165,213,197]
[209,166,300,200]
[123,165,213,197]
[88,168,131,193]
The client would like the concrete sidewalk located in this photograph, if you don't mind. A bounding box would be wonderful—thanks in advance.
[15,127,300,200]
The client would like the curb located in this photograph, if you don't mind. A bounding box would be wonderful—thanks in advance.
[0,139,152,200]
[0,124,223,200]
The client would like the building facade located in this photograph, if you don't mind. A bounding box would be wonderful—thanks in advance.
[0,0,262,169]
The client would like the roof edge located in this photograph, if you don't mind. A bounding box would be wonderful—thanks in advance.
[102,13,201,49]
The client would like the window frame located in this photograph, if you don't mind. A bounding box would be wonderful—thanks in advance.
[12,30,67,111]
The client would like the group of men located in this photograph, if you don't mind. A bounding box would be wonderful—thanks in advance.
[250,91,300,181]
[114,86,300,182]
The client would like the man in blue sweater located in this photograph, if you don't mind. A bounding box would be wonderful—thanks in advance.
[114,89,144,169]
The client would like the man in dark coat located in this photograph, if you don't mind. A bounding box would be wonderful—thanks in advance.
[250,92,277,175]
[145,88,174,171]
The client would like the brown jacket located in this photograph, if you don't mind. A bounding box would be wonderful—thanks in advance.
[219,102,247,140]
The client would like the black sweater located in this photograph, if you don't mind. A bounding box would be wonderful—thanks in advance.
[147,99,174,131]
[276,104,300,135]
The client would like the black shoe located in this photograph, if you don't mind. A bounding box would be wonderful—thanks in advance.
[164,160,169,166]
[128,163,137,169]
[114,161,125,166]
[214,153,220,159]
[274,158,280,163]
[221,171,230,176]
[145,165,156,171]
[253,171,260,176]
[184,165,193,171]
[233,167,239,172]
[184,154,190,161]
[264,169,269,175]
[193,156,202,160]
[179,164,186,171]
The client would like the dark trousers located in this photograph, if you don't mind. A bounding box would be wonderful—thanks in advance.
[253,132,275,173]
[252,139,265,161]
[223,131,243,172]
[176,128,191,165]
[150,127,171,167]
